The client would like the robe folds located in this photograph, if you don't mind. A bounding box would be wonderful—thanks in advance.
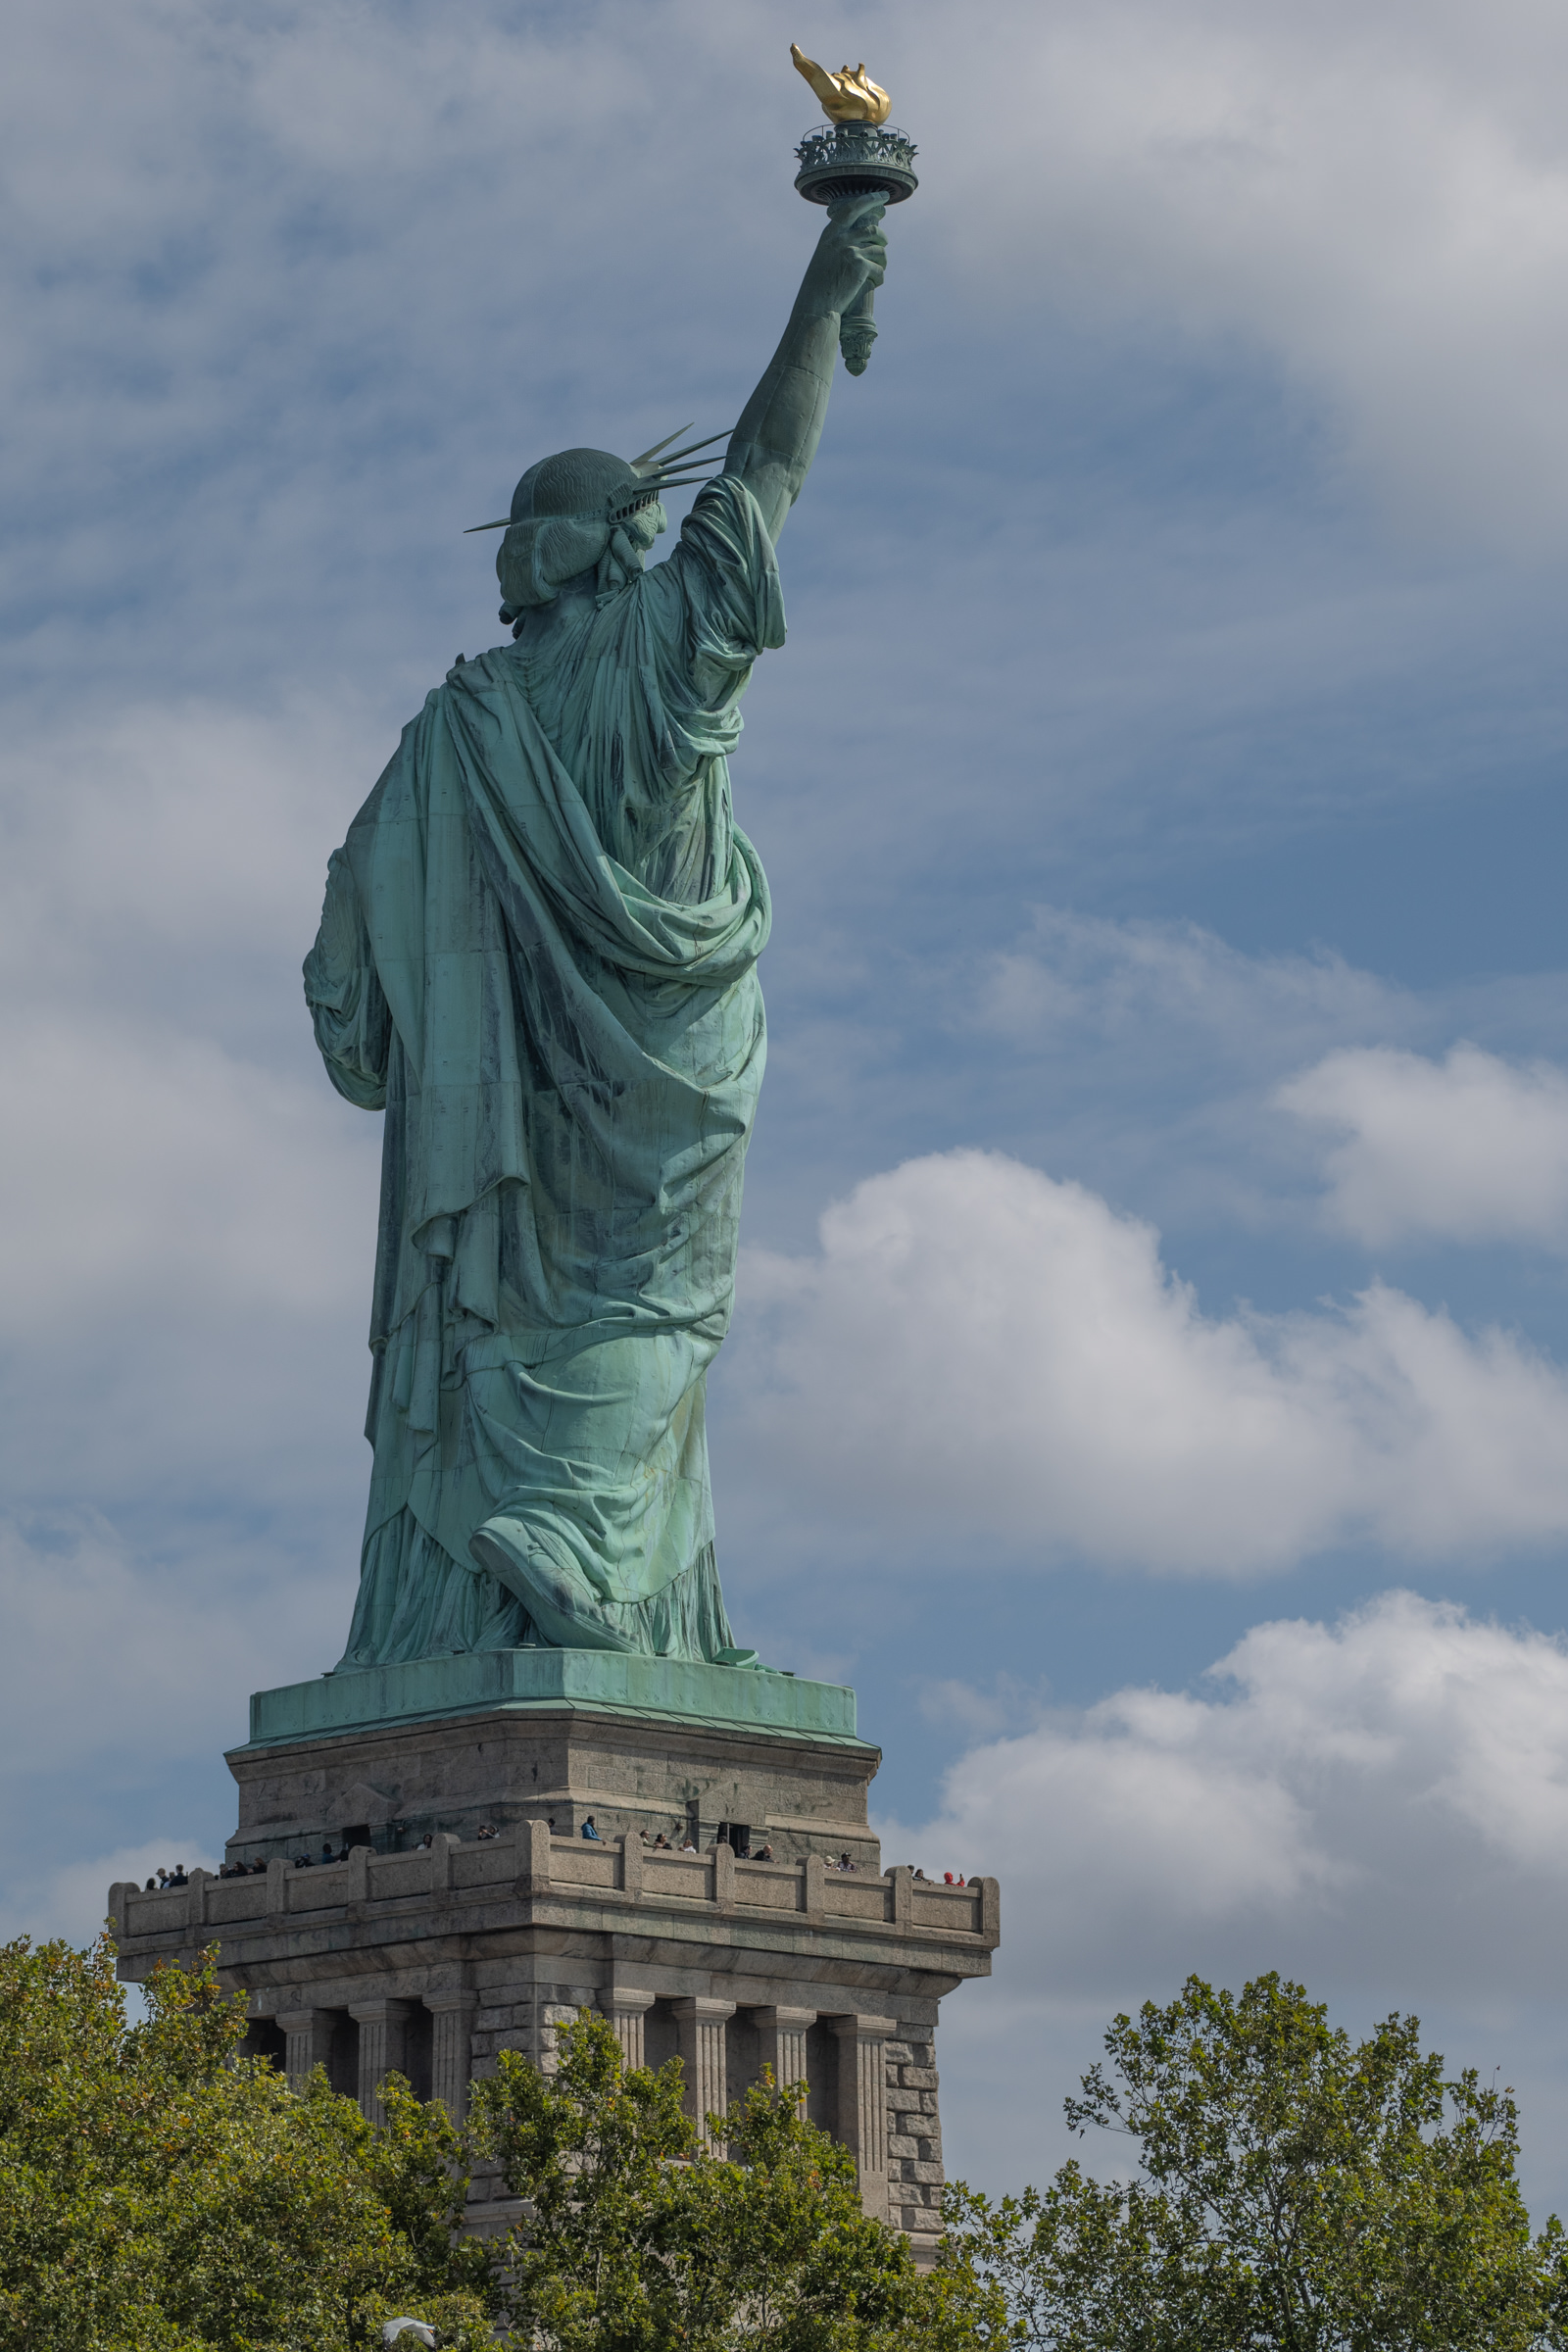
[304,476,783,1667]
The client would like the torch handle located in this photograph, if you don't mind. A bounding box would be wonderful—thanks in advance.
[839,281,878,376]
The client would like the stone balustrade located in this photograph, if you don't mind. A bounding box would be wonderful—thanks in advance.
[110,1836,998,1949]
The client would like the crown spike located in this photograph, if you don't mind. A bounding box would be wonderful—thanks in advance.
[640,477,723,499]
[644,466,728,489]
[644,427,734,471]
[628,421,696,473]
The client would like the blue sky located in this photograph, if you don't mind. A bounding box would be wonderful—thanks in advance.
[8,0,1568,2211]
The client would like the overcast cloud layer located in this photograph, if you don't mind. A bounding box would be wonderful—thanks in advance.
[6,0,1568,2220]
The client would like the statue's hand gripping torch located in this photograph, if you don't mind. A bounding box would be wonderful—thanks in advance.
[790,45,918,376]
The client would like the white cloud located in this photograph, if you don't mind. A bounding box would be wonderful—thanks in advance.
[922,0,1568,550]
[1281,1043,1568,1250]
[894,1592,1568,1998]
[736,1148,1568,1574]
[893,1592,1568,2210]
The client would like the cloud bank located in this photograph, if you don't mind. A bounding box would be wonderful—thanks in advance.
[895,1591,1568,2000]
[736,1149,1568,1573]
[892,1591,1568,2210]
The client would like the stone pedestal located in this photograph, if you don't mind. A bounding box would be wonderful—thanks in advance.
[110,1651,1000,2261]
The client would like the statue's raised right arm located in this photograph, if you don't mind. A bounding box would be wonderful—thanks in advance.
[723,192,888,542]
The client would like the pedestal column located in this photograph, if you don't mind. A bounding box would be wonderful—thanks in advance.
[830,2013,897,2221]
[424,1991,477,2119]
[753,2005,816,2110]
[672,1996,735,2145]
[348,1996,414,2125]
[274,2006,335,2091]
[601,1988,658,2071]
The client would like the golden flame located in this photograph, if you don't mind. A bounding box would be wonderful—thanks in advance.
[790,44,892,126]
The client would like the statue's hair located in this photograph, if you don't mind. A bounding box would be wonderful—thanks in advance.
[496,447,665,623]
[498,514,612,614]
[472,433,729,626]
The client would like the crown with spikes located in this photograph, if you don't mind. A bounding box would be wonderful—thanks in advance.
[464,425,731,535]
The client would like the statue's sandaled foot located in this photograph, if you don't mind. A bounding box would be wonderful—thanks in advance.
[468,1516,640,1653]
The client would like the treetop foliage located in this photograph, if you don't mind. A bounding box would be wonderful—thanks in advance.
[5,1942,1564,2351]
[0,1940,925,2352]
[0,1934,494,2351]
[937,1971,1568,2352]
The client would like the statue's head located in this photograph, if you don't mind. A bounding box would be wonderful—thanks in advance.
[496,448,665,624]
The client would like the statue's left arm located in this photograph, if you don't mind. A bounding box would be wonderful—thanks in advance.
[723,193,888,542]
[304,847,391,1111]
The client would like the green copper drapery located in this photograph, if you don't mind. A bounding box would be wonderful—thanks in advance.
[305,477,783,1665]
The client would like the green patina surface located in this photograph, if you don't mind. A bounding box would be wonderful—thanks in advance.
[301,196,892,1690]
[240,1649,863,1751]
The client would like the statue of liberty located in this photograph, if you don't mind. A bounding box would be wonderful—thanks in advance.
[304,180,890,1671]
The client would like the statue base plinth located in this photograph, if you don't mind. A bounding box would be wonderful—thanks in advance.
[111,1657,999,2260]
[240,1646,862,1751]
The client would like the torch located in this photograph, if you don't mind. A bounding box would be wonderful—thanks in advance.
[790,46,917,376]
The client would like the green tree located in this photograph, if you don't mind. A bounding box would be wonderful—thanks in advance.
[0,1934,496,2350]
[466,2010,923,2352]
[935,1972,1568,2351]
